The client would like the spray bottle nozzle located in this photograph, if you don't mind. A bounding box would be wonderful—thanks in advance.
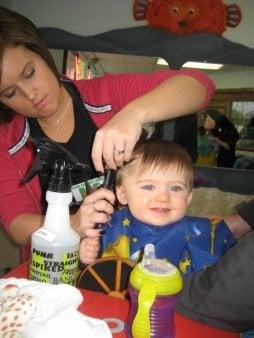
[142,243,156,267]
[48,159,72,193]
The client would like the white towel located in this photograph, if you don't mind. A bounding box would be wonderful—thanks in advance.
[0,278,112,338]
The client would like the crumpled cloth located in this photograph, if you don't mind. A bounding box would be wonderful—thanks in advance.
[0,278,112,338]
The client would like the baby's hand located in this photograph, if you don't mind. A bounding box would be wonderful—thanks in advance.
[79,231,100,265]
[71,187,115,237]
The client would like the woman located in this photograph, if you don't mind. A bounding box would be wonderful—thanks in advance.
[204,109,239,168]
[0,6,214,261]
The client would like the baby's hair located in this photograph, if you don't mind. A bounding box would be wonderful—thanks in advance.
[117,139,193,190]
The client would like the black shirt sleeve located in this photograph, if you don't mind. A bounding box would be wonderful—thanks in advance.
[176,232,254,332]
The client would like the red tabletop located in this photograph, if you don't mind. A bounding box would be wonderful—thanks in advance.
[4,263,240,338]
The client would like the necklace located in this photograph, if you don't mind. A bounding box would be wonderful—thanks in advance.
[38,98,72,131]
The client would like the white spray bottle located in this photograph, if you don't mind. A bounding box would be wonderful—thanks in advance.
[29,159,80,286]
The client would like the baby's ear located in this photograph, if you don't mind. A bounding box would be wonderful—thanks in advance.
[116,185,128,205]
[187,191,193,205]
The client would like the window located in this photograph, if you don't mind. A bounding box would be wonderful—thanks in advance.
[231,101,254,151]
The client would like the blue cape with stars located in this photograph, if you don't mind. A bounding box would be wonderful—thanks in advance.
[100,207,236,276]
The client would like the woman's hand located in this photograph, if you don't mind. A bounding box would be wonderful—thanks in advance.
[224,214,252,240]
[209,136,219,144]
[91,109,142,172]
[79,235,100,265]
[70,187,115,238]
[210,136,230,149]
[198,213,252,240]
[91,73,210,173]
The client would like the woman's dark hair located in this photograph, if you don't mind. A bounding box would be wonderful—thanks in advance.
[206,109,236,136]
[198,125,206,136]
[0,6,59,123]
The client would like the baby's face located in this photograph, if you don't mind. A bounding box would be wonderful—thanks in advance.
[116,165,192,226]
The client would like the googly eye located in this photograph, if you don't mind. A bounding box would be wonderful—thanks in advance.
[172,6,179,13]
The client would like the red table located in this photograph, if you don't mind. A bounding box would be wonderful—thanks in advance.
[4,263,240,338]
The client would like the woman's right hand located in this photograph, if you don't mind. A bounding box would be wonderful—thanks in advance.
[80,236,100,264]
[70,187,115,238]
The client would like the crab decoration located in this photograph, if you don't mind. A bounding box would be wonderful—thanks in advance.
[133,0,242,35]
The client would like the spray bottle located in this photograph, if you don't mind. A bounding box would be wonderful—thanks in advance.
[125,244,183,338]
[29,159,80,286]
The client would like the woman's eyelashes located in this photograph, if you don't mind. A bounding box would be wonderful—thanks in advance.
[24,68,35,79]
[5,89,16,99]
[3,69,35,99]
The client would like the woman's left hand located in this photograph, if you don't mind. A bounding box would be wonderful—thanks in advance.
[209,136,219,144]
[91,110,142,172]
[91,72,211,173]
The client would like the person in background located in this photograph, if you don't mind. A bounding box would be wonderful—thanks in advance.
[176,198,254,334]
[204,109,239,168]
[80,139,236,274]
[196,125,218,166]
[0,6,215,261]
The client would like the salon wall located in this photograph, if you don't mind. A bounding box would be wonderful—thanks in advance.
[210,69,254,89]
[4,0,254,49]
[2,0,253,89]
[0,0,11,8]
[48,51,254,90]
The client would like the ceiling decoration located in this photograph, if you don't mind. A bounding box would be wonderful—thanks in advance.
[133,0,241,36]
[40,25,254,69]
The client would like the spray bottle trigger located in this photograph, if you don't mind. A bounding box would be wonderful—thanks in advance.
[21,157,43,184]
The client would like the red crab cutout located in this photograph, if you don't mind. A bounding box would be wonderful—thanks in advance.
[133,0,241,35]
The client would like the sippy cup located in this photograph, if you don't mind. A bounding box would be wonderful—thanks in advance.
[125,244,183,338]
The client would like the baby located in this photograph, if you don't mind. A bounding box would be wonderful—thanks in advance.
[80,139,236,275]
